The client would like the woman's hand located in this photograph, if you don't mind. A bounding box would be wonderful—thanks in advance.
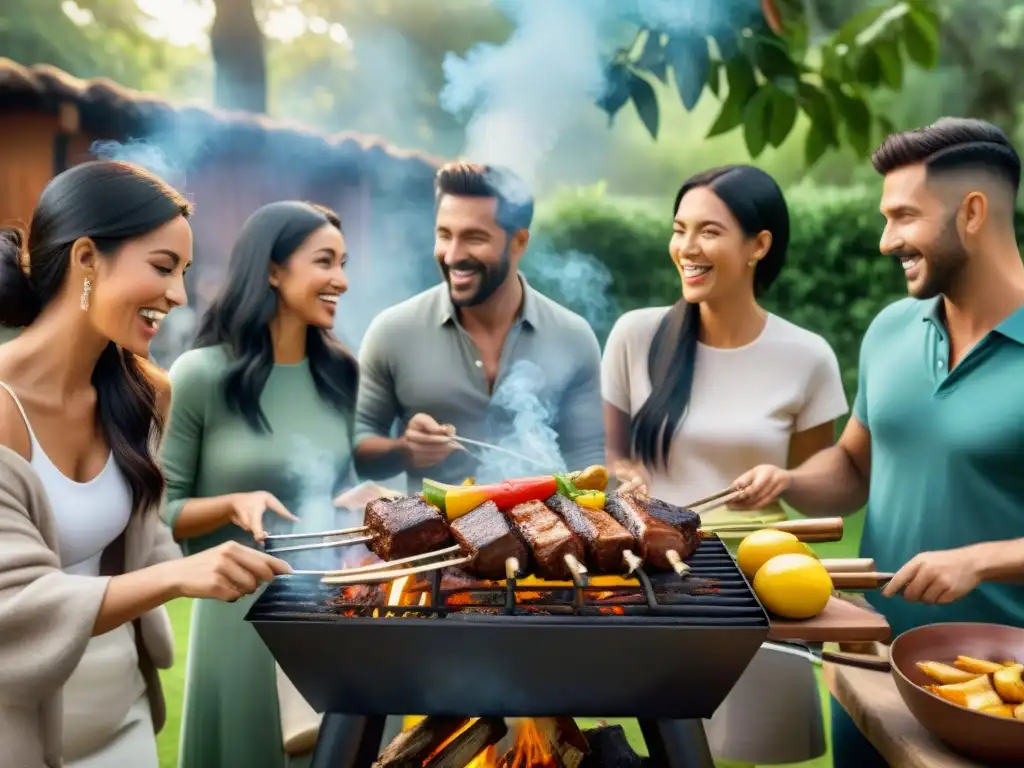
[611,459,651,495]
[730,464,792,509]
[228,491,297,542]
[170,542,292,602]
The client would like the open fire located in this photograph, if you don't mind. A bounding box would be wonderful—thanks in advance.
[376,715,648,768]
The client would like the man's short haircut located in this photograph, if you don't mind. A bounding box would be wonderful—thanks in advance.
[434,161,534,234]
[872,117,1021,196]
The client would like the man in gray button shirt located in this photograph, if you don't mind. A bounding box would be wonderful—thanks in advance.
[353,162,605,491]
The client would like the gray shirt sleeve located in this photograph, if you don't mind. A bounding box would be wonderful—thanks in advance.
[556,325,607,471]
[353,316,407,479]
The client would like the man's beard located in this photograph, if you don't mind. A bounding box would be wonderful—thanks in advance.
[441,247,511,308]
[893,214,968,300]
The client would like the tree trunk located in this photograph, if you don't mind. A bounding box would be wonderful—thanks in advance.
[210,0,267,113]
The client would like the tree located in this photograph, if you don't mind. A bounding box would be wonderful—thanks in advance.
[597,0,941,165]
[210,0,267,112]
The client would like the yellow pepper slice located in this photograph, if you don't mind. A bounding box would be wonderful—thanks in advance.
[575,491,606,510]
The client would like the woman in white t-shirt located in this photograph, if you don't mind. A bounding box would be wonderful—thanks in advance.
[601,165,848,765]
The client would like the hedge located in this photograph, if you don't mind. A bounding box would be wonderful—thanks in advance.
[526,184,1024,406]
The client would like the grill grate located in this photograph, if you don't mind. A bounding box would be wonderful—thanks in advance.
[249,537,767,625]
[246,536,770,720]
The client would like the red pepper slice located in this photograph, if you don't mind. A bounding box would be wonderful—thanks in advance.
[486,475,558,511]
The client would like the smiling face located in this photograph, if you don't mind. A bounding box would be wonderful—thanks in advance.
[269,223,348,329]
[82,215,193,357]
[434,194,526,307]
[670,186,770,304]
[879,164,969,299]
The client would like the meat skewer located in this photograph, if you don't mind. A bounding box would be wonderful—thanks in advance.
[503,499,587,581]
[448,501,529,580]
[543,494,637,574]
[603,491,695,577]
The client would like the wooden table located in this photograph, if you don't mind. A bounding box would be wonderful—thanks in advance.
[824,651,985,767]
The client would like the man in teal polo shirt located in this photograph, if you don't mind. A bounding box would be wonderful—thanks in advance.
[732,117,1024,766]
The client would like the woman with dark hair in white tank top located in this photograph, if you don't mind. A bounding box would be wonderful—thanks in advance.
[0,160,291,767]
[602,166,848,765]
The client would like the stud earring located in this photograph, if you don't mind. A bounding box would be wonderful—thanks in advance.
[80,278,92,311]
[748,259,757,268]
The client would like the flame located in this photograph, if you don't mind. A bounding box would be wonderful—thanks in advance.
[466,744,499,767]
[497,719,558,768]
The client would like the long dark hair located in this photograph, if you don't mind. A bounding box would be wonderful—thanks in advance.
[0,160,192,514]
[193,200,358,433]
[630,165,789,468]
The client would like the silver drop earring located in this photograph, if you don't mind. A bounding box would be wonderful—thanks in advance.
[80,278,92,311]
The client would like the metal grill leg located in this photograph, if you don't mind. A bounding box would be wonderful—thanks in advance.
[639,720,714,768]
[311,714,387,768]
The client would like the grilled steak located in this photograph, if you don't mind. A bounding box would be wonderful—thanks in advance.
[450,501,528,579]
[604,491,690,570]
[633,493,702,559]
[365,496,451,561]
[504,500,585,579]
[544,494,634,573]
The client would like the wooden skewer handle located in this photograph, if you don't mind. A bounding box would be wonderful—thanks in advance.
[828,572,895,590]
[820,558,875,573]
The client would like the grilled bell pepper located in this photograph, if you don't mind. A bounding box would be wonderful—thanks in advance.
[422,475,558,520]
[575,491,606,510]
[567,465,609,491]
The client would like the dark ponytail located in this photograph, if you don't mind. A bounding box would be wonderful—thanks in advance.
[0,227,42,327]
[4,161,192,515]
[630,165,789,468]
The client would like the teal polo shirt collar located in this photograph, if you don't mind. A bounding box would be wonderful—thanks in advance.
[921,298,1024,346]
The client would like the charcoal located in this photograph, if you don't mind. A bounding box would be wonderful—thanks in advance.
[581,726,649,767]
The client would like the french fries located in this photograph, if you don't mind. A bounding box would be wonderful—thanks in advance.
[953,655,1007,675]
[917,654,1024,720]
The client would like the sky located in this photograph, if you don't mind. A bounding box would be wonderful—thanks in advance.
[62,0,351,50]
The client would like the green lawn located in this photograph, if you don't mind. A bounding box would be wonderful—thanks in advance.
[156,510,865,768]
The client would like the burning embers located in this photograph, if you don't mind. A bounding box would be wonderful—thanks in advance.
[374,717,648,768]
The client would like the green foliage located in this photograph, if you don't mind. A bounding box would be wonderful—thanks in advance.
[534,184,908,402]
[598,0,941,166]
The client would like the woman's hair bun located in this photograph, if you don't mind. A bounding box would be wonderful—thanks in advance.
[0,225,41,328]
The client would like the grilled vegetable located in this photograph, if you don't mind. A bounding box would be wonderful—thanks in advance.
[575,491,606,510]
[566,465,609,491]
[928,675,1004,710]
[916,661,983,686]
[422,476,559,520]
[993,664,1024,703]
[953,656,1007,675]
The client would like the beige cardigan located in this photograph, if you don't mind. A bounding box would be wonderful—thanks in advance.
[0,445,181,767]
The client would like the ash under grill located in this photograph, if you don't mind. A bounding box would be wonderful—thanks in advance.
[247,537,769,722]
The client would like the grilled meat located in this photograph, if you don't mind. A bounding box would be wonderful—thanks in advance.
[634,493,702,559]
[504,500,585,579]
[365,496,451,561]
[604,491,691,570]
[544,494,634,573]
[449,501,528,579]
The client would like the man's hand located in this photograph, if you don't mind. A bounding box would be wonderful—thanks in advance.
[403,413,459,469]
[883,547,984,604]
[730,464,792,509]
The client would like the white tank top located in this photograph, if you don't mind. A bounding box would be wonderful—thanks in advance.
[0,382,132,574]
[0,382,147,760]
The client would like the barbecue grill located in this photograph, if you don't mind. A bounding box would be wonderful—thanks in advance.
[247,535,770,767]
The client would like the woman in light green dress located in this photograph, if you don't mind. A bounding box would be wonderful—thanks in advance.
[160,201,359,768]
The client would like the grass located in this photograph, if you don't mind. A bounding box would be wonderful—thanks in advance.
[156,509,865,768]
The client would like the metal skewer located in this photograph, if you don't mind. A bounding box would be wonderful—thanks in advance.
[321,545,462,576]
[682,486,741,510]
[264,525,368,542]
[448,435,549,469]
[265,534,373,555]
[321,555,472,585]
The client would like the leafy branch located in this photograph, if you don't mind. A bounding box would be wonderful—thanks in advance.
[596,0,941,165]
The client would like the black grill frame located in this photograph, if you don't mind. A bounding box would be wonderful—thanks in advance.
[247,536,769,721]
